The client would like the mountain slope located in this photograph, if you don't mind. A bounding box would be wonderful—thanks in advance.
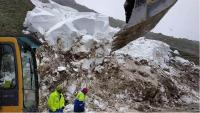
[0,0,33,36]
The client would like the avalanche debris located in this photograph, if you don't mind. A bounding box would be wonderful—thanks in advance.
[24,0,199,112]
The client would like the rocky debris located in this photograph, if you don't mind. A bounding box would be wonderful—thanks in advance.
[36,44,199,112]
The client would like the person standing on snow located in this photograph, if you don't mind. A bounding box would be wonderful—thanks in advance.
[74,88,88,112]
[48,85,65,113]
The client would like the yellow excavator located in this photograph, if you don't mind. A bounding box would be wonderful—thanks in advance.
[0,37,41,112]
[0,0,177,112]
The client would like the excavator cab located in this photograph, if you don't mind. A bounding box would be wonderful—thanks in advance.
[0,37,41,112]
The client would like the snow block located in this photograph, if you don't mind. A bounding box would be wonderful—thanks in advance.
[24,0,116,51]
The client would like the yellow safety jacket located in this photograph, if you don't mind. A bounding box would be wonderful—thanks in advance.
[76,91,87,102]
[47,90,65,112]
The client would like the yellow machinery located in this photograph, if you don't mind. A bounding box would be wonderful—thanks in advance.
[0,37,41,112]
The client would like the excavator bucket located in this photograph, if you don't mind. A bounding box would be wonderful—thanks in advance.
[112,0,177,51]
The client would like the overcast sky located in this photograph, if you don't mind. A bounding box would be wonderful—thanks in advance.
[75,0,199,41]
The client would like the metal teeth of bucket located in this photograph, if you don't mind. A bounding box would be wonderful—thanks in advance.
[112,0,177,51]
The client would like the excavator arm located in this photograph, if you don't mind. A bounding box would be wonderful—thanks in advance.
[112,0,177,51]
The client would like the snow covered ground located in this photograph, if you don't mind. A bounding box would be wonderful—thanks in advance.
[24,0,199,112]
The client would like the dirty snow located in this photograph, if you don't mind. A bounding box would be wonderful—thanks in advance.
[115,37,172,68]
[57,66,67,72]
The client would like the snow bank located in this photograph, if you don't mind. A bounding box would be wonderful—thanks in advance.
[24,0,118,51]
[115,37,172,68]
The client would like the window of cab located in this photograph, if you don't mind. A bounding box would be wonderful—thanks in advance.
[0,44,16,89]
[21,46,37,111]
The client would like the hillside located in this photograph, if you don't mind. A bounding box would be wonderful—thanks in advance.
[0,0,33,36]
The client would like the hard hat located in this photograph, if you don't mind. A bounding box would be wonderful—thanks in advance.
[56,85,63,93]
[82,88,88,94]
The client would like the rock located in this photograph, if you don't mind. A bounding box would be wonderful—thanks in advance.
[150,67,157,74]
[138,71,150,77]
[94,99,107,110]
[173,50,180,55]
[191,67,200,75]
[130,69,137,73]
[163,68,170,72]
[94,65,105,74]
[139,59,149,65]
[57,66,67,72]
[64,104,74,112]
[81,59,94,70]
[135,60,141,65]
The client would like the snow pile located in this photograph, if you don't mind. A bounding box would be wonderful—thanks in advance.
[24,0,118,51]
[24,0,174,69]
[115,37,172,68]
